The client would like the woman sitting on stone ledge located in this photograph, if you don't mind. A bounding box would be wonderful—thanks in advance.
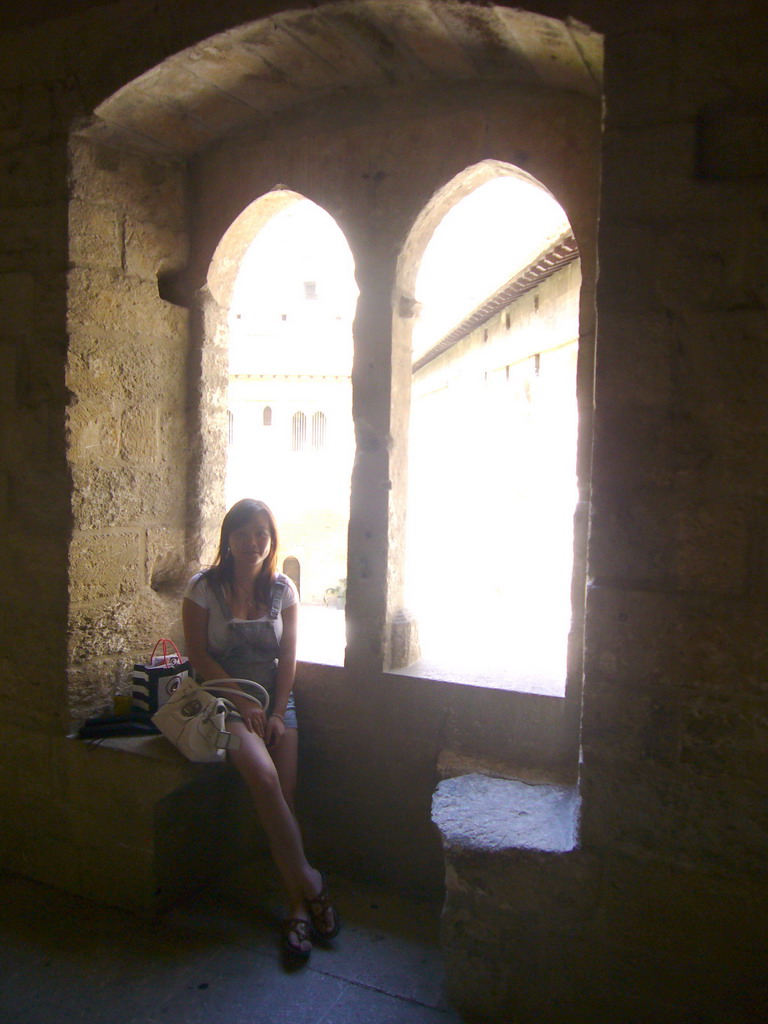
[182,497,340,963]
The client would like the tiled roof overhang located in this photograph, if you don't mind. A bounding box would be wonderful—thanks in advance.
[412,231,579,372]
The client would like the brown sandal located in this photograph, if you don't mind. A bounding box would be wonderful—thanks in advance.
[281,917,312,963]
[307,872,341,940]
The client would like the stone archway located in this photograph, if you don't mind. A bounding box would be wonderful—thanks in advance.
[91,5,602,160]
[206,188,357,638]
[190,188,311,572]
[396,159,587,689]
[65,0,602,714]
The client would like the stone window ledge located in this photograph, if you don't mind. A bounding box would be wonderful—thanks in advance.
[432,772,580,854]
[73,733,201,766]
[391,660,566,697]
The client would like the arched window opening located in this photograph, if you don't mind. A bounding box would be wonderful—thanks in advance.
[291,411,307,452]
[405,168,580,695]
[283,556,301,596]
[311,411,327,451]
[221,195,357,666]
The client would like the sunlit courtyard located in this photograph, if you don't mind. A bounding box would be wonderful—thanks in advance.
[405,172,577,693]
[225,172,579,691]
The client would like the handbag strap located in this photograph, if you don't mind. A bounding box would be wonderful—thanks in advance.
[200,678,270,712]
[149,638,183,666]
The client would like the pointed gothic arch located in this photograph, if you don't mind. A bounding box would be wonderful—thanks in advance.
[395,158,595,699]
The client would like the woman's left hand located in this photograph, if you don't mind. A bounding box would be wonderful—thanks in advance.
[266,713,286,749]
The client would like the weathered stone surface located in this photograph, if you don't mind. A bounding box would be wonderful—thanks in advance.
[6,442,70,529]
[588,496,753,593]
[119,405,158,462]
[68,329,189,402]
[600,121,699,221]
[582,678,768,789]
[66,659,128,719]
[0,140,68,205]
[88,4,600,158]
[579,759,768,876]
[158,405,194,467]
[70,461,184,530]
[445,845,601,921]
[123,213,187,280]
[0,724,58,804]
[0,203,68,271]
[146,526,187,592]
[433,773,579,854]
[0,85,53,147]
[583,585,768,695]
[66,396,121,461]
[602,29,677,124]
[387,607,420,669]
[68,587,178,665]
[677,18,768,116]
[0,270,35,336]
[69,136,186,225]
[69,530,143,603]
[68,199,122,269]
[67,266,186,338]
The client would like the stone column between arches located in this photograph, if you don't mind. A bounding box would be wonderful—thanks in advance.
[346,246,415,675]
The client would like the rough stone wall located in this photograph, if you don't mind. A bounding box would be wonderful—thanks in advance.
[574,7,768,1017]
[66,135,190,720]
[0,28,72,734]
[583,9,768,872]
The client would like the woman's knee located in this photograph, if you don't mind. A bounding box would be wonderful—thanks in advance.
[233,746,283,798]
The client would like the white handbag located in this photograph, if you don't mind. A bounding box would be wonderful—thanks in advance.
[151,677,270,763]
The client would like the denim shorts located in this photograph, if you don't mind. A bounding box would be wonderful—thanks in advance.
[274,692,298,729]
[238,684,297,729]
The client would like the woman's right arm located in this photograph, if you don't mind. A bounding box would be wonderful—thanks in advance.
[182,597,230,682]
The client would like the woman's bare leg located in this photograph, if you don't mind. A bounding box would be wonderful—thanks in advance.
[267,728,336,935]
[270,727,299,812]
[227,722,321,950]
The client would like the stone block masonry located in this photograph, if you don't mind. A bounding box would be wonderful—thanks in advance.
[65,134,190,718]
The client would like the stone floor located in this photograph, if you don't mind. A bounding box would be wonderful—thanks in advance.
[0,862,464,1024]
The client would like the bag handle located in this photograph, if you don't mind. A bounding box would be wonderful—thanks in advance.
[149,638,184,667]
[201,678,270,713]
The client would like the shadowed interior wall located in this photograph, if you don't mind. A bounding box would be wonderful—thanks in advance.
[66,135,190,719]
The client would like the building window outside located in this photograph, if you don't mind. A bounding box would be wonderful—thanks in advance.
[311,411,326,450]
[263,405,272,427]
[291,411,307,452]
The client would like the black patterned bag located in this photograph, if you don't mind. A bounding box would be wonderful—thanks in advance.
[131,639,191,716]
